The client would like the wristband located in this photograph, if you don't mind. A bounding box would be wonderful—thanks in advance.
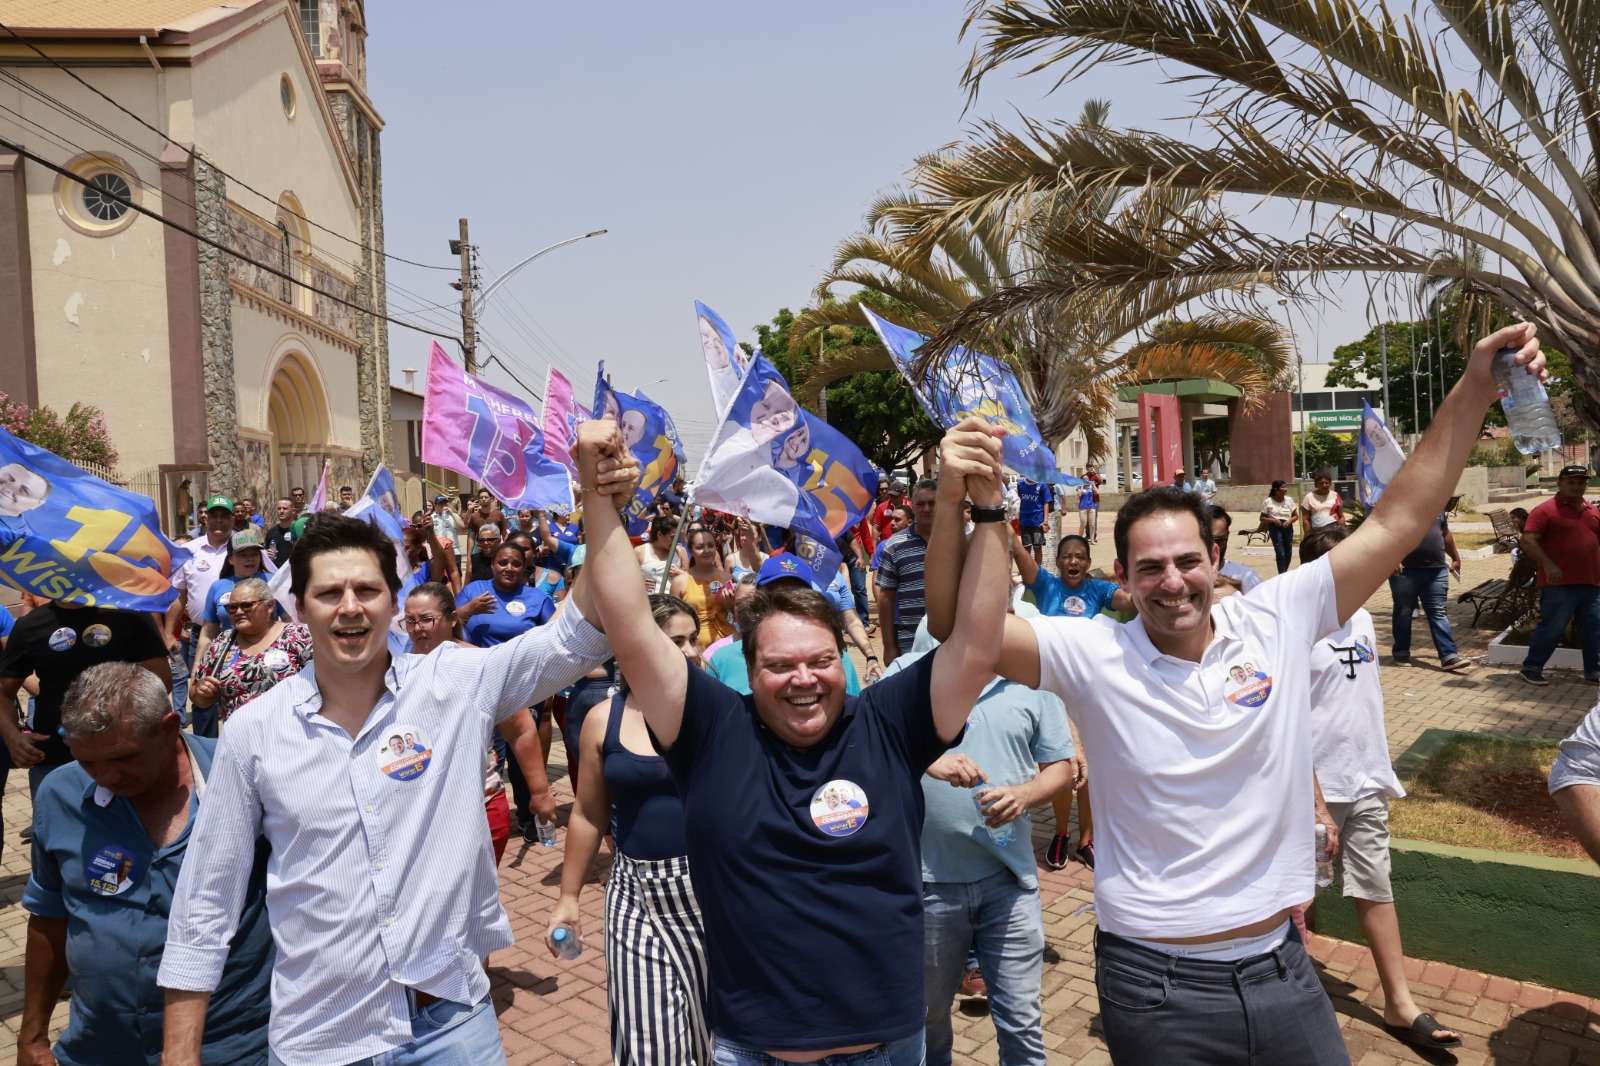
[866,655,880,662]
[969,504,1007,524]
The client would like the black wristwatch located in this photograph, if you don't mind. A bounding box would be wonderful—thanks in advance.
[969,503,1007,523]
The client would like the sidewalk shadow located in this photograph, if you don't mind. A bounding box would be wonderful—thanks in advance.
[1487,1004,1600,1064]
[1315,962,1461,1065]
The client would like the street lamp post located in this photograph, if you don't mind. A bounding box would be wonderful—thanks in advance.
[473,229,608,319]
[1279,298,1306,477]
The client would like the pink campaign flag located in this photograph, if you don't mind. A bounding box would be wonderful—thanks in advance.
[542,367,589,476]
[308,459,330,513]
[420,341,574,510]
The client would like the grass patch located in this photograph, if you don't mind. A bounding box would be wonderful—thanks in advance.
[1452,530,1501,550]
[1390,734,1585,861]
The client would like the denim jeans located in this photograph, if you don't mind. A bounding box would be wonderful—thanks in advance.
[1388,567,1458,662]
[1268,525,1293,574]
[848,561,870,618]
[711,1034,923,1066]
[1094,925,1349,1066]
[268,995,504,1066]
[173,625,198,725]
[923,871,1045,1066]
[1524,584,1600,676]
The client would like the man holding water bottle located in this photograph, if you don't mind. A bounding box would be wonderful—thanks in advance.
[924,322,1545,1066]
[889,614,1080,1066]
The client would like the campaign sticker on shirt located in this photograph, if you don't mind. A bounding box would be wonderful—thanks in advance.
[85,845,138,896]
[195,559,212,571]
[809,779,869,837]
[82,623,112,648]
[1223,660,1274,708]
[48,627,77,652]
[375,725,433,782]
[1062,595,1088,617]
[263,647,292,673]
[506,600,527,616]
[1354,638,1375,663]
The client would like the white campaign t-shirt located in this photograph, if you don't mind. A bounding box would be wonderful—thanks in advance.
[1030,557,1338,939]
[1309,608,1405,805]
[1220,559,1263,593]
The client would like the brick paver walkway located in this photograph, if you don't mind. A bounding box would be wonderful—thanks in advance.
[1,523,1597,1064]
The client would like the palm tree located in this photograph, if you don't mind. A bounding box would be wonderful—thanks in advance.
[792,108,1293,458]
[914,0,1600,412]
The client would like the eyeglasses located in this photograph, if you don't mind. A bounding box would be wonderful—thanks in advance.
[400,614,442,630]
[224,599,264,613]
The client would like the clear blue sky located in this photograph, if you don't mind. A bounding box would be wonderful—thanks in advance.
[371,0,1394,458]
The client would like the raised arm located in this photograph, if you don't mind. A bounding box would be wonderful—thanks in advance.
[923,435,978,643]
[929,421,1010,741]
[577,420,690,748]
[1011,533,1041,585]
[1329,323,1544,623]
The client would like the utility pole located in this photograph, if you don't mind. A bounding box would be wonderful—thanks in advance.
[449,218,476,374]
[1379,321,1390,424]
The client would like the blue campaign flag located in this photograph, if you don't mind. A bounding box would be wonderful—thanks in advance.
[695,353,879,585]
[863,308,1082,487]
[0,426,191,609]
[1356,401,1406,509]
[695,300,750,414]
[594,363,685,535]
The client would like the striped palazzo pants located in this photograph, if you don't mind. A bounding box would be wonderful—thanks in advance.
[605,852,711,1065]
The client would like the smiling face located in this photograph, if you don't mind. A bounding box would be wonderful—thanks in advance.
[388,736,405,756]
[699,316,730,370]
[689,530,720,568]
[750,382,797,443]
[1114,510,1217,653]
[296,548,397,677]
[621,410,648,451]
[204,507,232,545]
[749,613,846,749]
[1057,538,1091,585]
[0,463,49,517]
[778,421,811,466]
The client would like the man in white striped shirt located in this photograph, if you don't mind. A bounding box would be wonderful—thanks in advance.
[158,490,631,1065]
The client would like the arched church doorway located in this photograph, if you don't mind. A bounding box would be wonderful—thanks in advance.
[266,349,330,501]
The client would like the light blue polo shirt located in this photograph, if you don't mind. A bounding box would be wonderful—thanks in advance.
[917,677,1073,890]
[1027,571,1119,619]
[24,733,273,1065]
[706,637,862,695]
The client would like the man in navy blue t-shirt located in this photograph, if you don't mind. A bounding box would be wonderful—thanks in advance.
[1016,479,1051,566]
[578,416,1013,1063]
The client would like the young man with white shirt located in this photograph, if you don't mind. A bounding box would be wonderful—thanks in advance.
[925,323,1544,1065]
[1300,525,1461,1052]
[1209,507,1263,594]
[159,462,635,1066]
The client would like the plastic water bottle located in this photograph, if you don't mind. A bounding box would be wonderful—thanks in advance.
[972,785,1015,847]
[1315,824,1335,890]
[535,816,559,848]
[1493,345,1562,454]
[550,925,582,960]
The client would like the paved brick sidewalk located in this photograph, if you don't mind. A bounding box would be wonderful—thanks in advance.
[1,541,1596,1063]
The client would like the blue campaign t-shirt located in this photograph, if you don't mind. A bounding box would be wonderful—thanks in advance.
[1018,480,1048,526]
[1028,571,1119,619]
[919,678,1074,891]
[869,540,888,570]
[706,637,862,696]
[0,608,13,641]
[654,652,956,1051]
[24,733,274,1065]
[456,580,555,648]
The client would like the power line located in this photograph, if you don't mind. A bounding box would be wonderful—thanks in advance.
[0,66,460,322]
[0,20,455,272]
[0,134,457,341]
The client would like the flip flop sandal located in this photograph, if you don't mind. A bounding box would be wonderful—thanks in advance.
[1386,1012,1463,1049]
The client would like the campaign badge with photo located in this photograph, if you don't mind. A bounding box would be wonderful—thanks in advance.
[506,599,526,616]
[375,725,434,782]
[86,845,138,897]
[1062,595,1088,617]
[83,624,112,648]
[263,647,292,673]
[809,779,869,838]
[48,627,77,652]
[1354,638,1375,663]
[1223,659,1274,708]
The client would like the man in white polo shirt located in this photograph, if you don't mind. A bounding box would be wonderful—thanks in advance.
[925,322,1544,1065]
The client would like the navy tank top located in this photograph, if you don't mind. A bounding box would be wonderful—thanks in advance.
[602,691,689,861]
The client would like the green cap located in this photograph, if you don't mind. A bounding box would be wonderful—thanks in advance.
[205,495,234,513]
[230,528,264,553]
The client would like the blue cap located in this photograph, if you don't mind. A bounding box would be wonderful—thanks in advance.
[757,553,816,590]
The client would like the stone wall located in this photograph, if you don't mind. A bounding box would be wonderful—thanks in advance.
[353,108,389,478]
[197,156,240,497]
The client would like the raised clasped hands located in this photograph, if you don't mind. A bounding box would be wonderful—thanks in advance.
[573,419,642,507]
[938,416,1006,507]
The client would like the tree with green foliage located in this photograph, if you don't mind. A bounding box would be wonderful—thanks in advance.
[753,305,941,474]
[1293,425,1355,476]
